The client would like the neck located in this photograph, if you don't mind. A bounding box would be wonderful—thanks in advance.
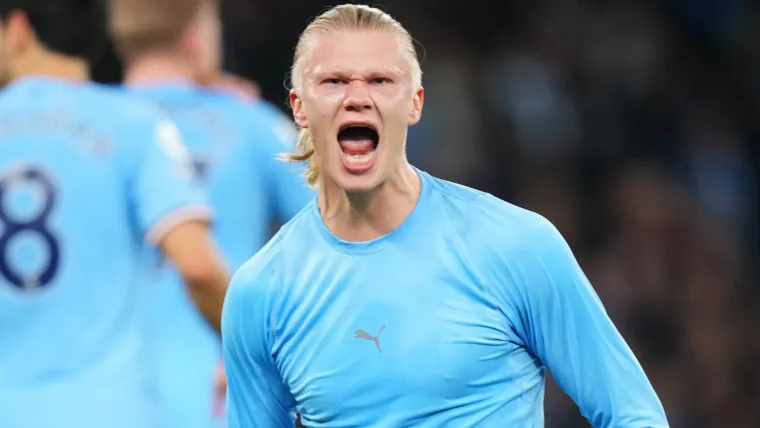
[124,53,194,87]
[318,162,421,242]
[15,50,89,83]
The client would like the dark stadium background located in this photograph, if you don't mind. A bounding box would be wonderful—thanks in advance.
[90,0,760,426]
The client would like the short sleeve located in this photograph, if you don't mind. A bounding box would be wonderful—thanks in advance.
[223,248,297,428]
[133,119,212,244]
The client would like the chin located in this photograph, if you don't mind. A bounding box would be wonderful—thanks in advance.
[336,168,384,195]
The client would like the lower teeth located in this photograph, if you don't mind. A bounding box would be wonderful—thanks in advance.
[346,153,371,164]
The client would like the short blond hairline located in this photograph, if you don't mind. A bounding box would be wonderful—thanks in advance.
[108,0,215,59]
[281,4,422,189]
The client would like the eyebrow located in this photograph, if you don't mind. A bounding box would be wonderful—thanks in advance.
[312,67,405,80]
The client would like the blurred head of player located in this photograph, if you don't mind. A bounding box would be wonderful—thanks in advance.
[286,4,424,194]
[0,0,100,87]
[109,0,221,85]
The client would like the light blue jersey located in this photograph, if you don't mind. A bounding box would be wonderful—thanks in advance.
[0,77,210,428]
[130,82,313,428]
[223,168,669,427]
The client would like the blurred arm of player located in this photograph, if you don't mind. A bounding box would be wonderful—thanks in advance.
[157,220,228,333]
[139,120,229,334]
[492,219,669,427]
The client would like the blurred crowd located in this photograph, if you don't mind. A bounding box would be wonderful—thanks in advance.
[95,0,760,426]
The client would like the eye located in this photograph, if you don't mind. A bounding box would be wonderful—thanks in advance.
[370,77,392,85]
[322,78,345,85]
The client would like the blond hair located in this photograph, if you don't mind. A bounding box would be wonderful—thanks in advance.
[108,0,216,59]
[282,4,422,188]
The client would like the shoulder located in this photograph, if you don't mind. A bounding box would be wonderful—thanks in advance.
[76,85,189,167]
[426,172,557,250]
[229,233,286,302]
[240,99,292,127]
[103,86,192,153]
[201,92,287,129]
[227,202,314,302]
[85,84,182,155]
[221,97,298,152]
[222,235,289,354]
[426,175,577,314]
[226,203,308,294]
[84,83,168,127]
[224,236,284,340]
[193,92,297,155]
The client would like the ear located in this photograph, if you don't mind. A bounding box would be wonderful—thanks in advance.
[408,87,424,126]
[290,89,308,129]
[6,10,33,56]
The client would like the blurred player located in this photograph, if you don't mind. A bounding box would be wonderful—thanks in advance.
[222,4,670,427]
[107,0,314,427]
[0,2,230,428]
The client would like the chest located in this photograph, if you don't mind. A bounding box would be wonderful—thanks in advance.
[272,251,534,421]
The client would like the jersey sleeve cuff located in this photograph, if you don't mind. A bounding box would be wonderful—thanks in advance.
[145,204,214,245]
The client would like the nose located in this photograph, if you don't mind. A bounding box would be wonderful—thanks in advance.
[342,80,372,112]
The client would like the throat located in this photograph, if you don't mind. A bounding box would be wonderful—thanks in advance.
[345,191,375,219]
[319,165,421,242]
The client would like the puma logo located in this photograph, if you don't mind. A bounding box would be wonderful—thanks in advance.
[354,325,385,353]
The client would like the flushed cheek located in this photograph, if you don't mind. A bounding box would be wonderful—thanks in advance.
[305,100,343,125]
[374,94,413,116]
[310,132,342,169]
[301,88,335,113]
[370,83,411,101]
[301,109,339,139]
[310,86,347,105]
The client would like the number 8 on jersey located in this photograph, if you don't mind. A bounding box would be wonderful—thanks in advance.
[0,165,59,291]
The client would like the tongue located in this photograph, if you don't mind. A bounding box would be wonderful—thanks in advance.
[339,139,374,155]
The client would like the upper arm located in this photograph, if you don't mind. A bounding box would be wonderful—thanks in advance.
[158,219,226,281]
[222,255,297,428]
[133,119,212,244]
[494,218,668,427]
[255,110,314,220]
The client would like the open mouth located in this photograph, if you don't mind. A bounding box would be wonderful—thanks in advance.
[337,124,379,172]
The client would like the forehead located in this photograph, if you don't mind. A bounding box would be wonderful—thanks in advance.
[307,30,409,77]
